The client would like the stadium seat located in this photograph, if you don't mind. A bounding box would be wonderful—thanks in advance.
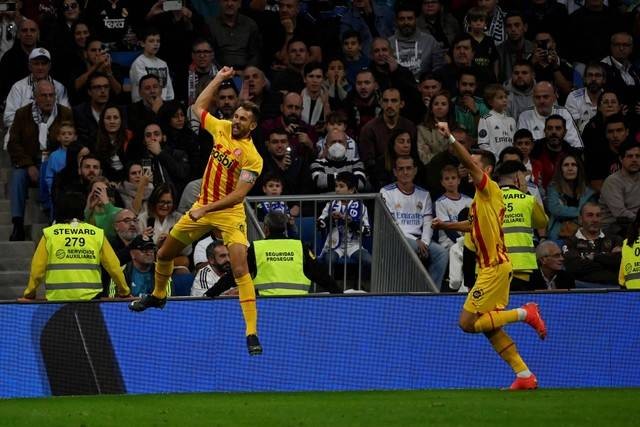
[574,280,619,290]
[171,273,195,296]
[109,50,142,68]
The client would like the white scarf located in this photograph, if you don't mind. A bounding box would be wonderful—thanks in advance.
[301,88,324,126]
[187,63,218,106]
[31,102,57,151]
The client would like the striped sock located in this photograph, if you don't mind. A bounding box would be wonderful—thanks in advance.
[152,258,174,299]
[487,329,528,374]
[235,273,257,336]
[473,309,520,333]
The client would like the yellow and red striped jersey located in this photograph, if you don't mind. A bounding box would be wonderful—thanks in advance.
[198,111,263,206]
[469,173,510,269]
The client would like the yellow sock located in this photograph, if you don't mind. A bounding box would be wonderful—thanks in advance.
[474,309,520,333]
[235,273,257,336]
[152,258,174,299]
[487,329,528,374]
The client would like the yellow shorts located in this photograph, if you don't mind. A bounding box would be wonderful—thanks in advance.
[463,261,512,314]
[170,203,248,247]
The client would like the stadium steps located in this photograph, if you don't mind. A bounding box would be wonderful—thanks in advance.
[0,149,46,300]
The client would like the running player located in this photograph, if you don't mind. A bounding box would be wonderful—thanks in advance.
[436,122,547,389]
[129,66,264,356]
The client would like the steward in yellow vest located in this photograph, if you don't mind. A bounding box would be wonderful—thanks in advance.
[497,161,548,289]
[620,212,640,291]
[22,192,131,301]
[620,238,640,289]
[249,212,341,296]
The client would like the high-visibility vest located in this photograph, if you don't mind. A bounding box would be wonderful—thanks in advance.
[501,187,537,271]
[43,221,104,301]
[253,239,311,296]
[620,238,640,289]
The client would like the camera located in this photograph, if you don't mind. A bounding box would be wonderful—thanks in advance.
[162,0,183,12]
[536,39,549,50]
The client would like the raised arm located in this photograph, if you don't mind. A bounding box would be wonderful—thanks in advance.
[436,122,485,186]
[192,66,235,122]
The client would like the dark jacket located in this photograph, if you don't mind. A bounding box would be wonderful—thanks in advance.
[7,103,74,168]
[563,230,623,284]
[527,269,575,291]
[72,102,100,152]
[0,43,30,101]
[142,142,191,195]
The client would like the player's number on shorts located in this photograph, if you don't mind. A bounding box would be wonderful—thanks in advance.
[64,237,86,247]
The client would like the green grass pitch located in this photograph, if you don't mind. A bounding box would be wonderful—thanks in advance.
[1,389,638,426]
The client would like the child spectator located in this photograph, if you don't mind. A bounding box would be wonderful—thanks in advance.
[44,121,77,220]
[323,58,351,110]
[341,30,369,85]
[317,172,371,272]
[315,111,359,161]
[465,7,498,79]
[129,27,174,103]
[513,129,543,189]
[434,165,472,251]
[477,84,516,158]
[255,173,298,238]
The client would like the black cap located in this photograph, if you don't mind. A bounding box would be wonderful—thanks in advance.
[220,79,239,94]
[129,235,156,250]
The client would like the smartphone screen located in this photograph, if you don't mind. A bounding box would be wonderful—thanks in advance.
[147,217,155,228]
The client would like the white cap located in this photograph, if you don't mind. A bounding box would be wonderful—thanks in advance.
[28,48,51,62]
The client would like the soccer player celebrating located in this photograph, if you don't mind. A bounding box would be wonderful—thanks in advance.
[129,66,264,356]
[436,121,547,390]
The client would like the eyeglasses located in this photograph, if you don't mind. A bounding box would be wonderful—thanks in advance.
[117,217,138,224]
[157,201,174,206]
[63,3,79,11]
[193,49,213,55]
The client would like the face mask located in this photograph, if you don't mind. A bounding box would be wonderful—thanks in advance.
[328,143,346,160]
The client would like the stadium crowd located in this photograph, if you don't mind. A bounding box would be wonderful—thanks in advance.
[4,0,640,297]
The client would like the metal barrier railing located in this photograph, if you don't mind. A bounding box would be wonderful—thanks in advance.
[245,194,438,293]
[370,196,438,293]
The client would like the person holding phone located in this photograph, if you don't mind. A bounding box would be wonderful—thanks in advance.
[137,183,192,273]
[129,66,265,356]
[85,176,123,240]
[528,31,573,100]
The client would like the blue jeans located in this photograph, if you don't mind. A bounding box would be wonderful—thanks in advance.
[405,238,448,290]
[10,167,30,218]
[10,164,47,219]
[319,248,373,278]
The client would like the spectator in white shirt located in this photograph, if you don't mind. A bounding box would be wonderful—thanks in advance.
[517,81,583,149]
[191,240,232,297]
[3,48,70,148]
[380,155,449,289]
[434,165,472,251]
[565,62,606,132]
[129,27,174,103]
[478,83,516,157]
